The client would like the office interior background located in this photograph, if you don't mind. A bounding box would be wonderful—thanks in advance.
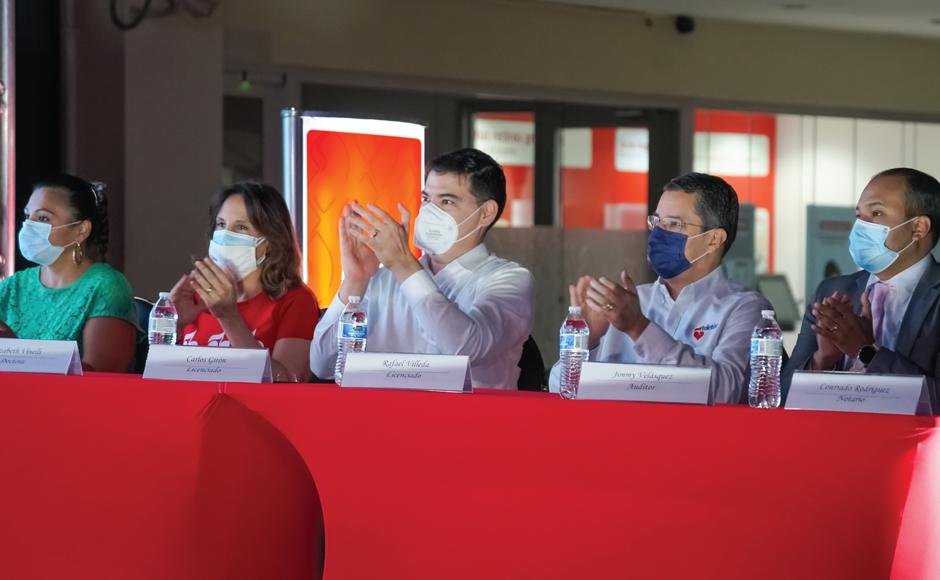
[4,0,940,366]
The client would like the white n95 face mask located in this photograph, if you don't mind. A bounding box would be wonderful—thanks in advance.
[208,229,266,280]
[413,202,483,255]
[18,219,81,266]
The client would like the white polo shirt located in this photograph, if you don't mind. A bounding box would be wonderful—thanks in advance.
[549,267,772,404]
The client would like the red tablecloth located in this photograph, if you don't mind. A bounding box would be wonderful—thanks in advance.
[1,373,938,580]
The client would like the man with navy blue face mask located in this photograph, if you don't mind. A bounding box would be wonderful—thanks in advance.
[783,168,940,397]
[548,172,772,404]
[310,148,535,389]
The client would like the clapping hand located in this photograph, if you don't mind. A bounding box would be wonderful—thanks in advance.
[569,276,609,349]
[584,271,650,340]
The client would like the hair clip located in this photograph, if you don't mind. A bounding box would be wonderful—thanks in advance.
[90,181,107,206]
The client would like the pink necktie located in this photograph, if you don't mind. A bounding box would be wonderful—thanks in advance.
[868,282,890,343]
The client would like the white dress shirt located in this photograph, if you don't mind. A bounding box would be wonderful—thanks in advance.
[549,267,772,404]
[311,244,535,389]
[865,254,931,350]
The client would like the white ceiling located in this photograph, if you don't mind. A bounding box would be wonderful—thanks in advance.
[538,0,940,39]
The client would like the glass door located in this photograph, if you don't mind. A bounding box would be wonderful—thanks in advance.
[554,107,680,231]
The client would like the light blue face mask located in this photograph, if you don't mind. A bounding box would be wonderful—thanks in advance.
[848,217,917,274]
[18,219,81,266]
[208,229,266,280]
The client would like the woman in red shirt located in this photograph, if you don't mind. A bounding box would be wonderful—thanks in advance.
[169,182,318,382]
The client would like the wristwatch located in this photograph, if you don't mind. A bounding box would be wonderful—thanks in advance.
[857,344,879,367]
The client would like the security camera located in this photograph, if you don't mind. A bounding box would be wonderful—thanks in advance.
[675,15,695,34]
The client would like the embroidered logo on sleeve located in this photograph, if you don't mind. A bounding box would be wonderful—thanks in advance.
[692,323,718,341]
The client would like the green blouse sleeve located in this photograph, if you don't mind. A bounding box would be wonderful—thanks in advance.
[85,265,140,331]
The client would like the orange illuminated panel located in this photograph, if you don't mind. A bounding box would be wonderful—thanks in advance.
[303,118,424,305]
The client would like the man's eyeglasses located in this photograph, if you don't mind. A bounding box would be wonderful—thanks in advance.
[646,215,707,233]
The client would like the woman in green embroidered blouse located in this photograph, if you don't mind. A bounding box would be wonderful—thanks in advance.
[0,175,138,372]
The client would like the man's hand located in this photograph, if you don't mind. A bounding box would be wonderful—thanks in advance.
[339,203,380,286]
[811,290,874,362]
[347,201,421,283]
[585,271,649,341]
[569,276,609,350]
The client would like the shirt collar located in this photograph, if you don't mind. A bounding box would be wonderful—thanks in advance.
[419,243,491,278]
[652,265,726,306]
[866,253,932,294]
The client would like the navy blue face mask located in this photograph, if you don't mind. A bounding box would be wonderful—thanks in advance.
[647,226,714,279]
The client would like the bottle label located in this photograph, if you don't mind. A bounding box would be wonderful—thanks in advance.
[751,337,782,357]
[341,322,368,340]
[560,333,588,351]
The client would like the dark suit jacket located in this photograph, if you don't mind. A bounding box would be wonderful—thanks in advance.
[782,257,940,405]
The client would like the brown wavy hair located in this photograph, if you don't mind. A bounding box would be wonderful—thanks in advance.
[207,182,304,299]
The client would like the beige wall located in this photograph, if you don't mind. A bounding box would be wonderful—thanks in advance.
[73,0,940,303]
[123,20,223,299]
[220,0,940,117]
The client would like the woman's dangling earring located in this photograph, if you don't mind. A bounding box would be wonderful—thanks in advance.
[73,241,84,264]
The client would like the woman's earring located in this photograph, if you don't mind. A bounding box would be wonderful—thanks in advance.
[73,241,84,264]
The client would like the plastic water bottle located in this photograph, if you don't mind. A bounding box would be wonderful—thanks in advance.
[148,292,178,345]
[335,296,368,385]
[749,309,783,408]
[559,306,589,399]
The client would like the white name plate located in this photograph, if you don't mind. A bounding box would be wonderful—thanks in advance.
[786,371,930,416]
[578,362,712,405]
[143,344,272,383]
[340,352,471,393]
[0,338,82,376]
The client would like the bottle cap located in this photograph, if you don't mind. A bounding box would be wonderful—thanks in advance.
[159,292,171,298]
[761,309,775,317]
[348,295,361,303]
[568,305,581,313]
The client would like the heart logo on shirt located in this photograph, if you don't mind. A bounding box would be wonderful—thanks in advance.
[693,327,705,341]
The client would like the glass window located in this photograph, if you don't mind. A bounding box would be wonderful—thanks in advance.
[471,112,535,227]
[558,126,649,230]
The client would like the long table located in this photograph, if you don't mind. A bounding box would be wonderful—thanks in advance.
[1,373,938,579]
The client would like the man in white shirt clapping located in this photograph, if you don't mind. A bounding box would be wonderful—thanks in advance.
[549,172,772,404]
[310,148,535,389]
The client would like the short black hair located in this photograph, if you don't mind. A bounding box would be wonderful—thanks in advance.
[873,167,940,248]
[428,148,507,228]
[663,172,739,255]
[32,174,110,261]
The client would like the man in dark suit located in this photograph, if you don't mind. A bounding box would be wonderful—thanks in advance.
[783,168,940,401]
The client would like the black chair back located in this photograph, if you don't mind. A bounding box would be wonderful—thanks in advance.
[133,297,154,374]
[517,335,546,392]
